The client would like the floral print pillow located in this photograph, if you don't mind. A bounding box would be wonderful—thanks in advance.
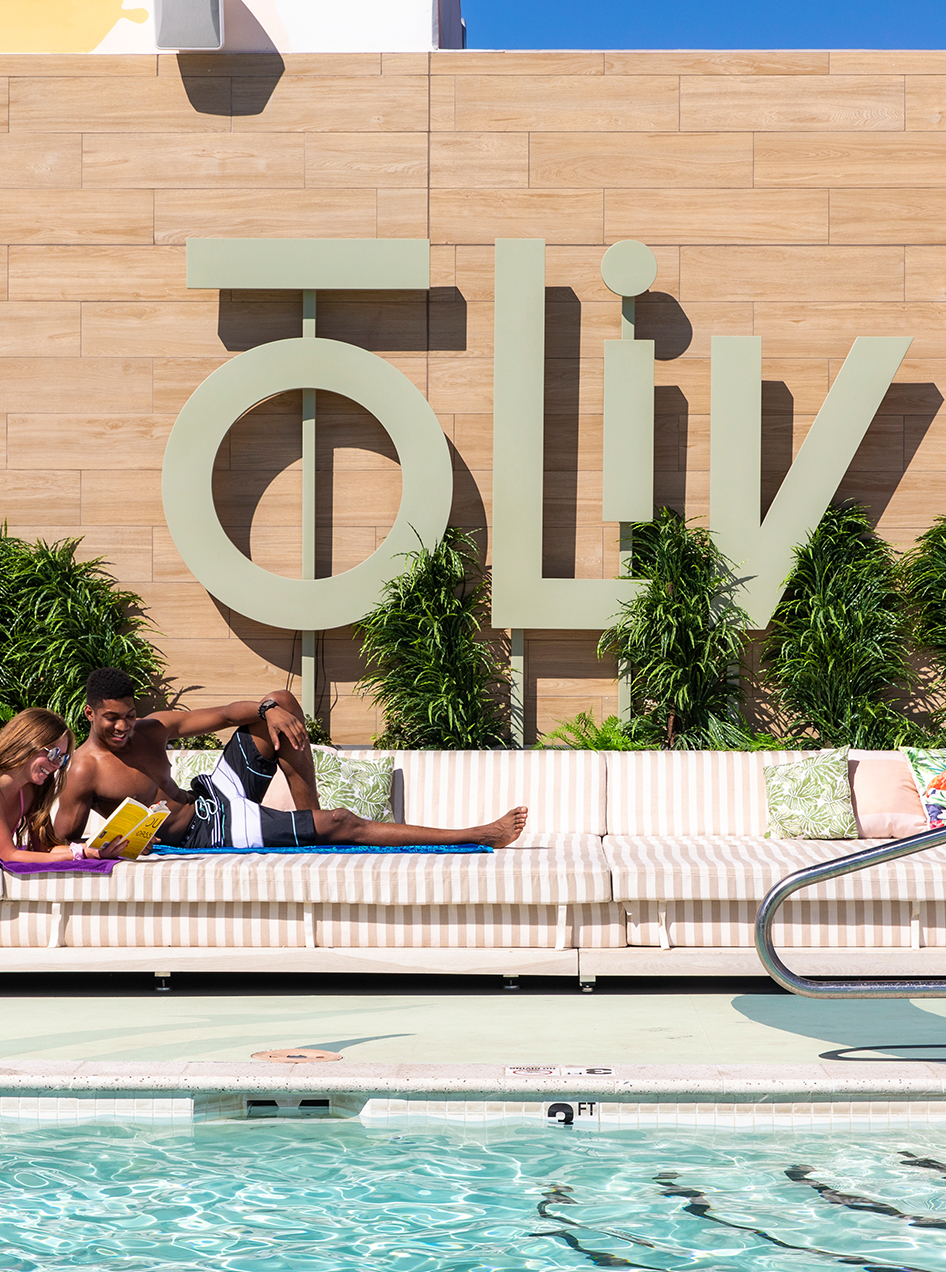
[900,748,946,830]
[312,751,395,823]
[764,748,857,839]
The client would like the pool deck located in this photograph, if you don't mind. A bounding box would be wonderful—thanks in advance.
[3,975,946,1109]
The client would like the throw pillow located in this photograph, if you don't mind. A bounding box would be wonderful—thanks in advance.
[900,748,946,830]
[313,750,395,822]
[848,750,928,839]
[764,748,857,839]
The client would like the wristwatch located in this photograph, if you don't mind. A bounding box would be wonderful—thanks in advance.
[258,698,278,720]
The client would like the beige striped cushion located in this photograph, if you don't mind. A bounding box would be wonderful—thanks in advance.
[316,901,626,948]
[64,902,308,948]
[625,898,916,948]
[603,834,946,902]
[393,749,606,836]
[0,842,612,906]
[605,750,822,836]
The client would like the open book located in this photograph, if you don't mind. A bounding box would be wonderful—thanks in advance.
[86,799,170,859]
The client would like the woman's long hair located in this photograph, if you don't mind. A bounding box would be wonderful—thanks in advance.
[0,709,73,851]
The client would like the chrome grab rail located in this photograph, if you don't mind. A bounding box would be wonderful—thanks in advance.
[754,825,946,998]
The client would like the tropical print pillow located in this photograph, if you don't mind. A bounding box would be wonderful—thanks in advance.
[313,751,395,823]
[900,748,946,830]
[763,748,857,839]
[168,749,221,790]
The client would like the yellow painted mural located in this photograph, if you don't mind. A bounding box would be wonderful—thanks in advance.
[0,0,148,52]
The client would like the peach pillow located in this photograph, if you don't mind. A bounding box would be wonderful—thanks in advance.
[848,750,928,839]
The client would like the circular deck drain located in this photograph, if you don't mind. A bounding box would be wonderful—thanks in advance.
[251,1048,342,1063]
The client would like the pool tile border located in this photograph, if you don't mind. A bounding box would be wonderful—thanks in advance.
[2,1064,946,1128]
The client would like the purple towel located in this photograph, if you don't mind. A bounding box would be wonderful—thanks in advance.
[0,857,117,875]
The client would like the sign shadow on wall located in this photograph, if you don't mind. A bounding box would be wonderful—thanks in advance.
[178,38,285,118]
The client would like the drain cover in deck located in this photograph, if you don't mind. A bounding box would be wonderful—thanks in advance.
[251,1048,342,1063]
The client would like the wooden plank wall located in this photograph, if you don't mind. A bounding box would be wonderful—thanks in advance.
[0,50,945,742]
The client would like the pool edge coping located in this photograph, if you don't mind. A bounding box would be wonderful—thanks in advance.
[3,1062,946,1100]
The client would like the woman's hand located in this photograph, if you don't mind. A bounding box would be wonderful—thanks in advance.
[90,837,129,860]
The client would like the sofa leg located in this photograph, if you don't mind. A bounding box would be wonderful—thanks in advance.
[154,972,172,993]
[579,976,596,994]
[503,976,520,991]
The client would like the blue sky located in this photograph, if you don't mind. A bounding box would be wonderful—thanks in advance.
[463,0,946,50]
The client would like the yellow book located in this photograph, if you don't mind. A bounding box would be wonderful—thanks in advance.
[87,798,170,859]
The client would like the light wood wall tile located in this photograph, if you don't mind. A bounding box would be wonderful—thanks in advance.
[0,134,80,187]
[831,189,946,243]
[680,246,904,302]
[431,52,605,75]
[152,358,229,413]
[0,247,6,303]
[756,134,946,187]
[429,75,455,130]
[9,246,192,301]
[377,187,428,237]
[606,189,828,244]
[0,471,79,522]
[305,132,428,187]
[10,76,231,132]
[0,358,152,412]
[0,302,79,356]
[156,637,295,698]
[0,56,157,76]
[681,75,904,131]
[82,133,306,188]
[830,51,946,74]
[154,189,377,242]
[6,414,173,469]
[382,53,429,75]
[606,51,830,75]
[906,77,946,130]
[906,247,946,301]
[0,190,153,244]
[152,525,196,583]
[754,303,946,358]
[135,582,233,639]
[232,75,429,131]
[82,469,163,524]
[454,75,679,131]
[2,523,153,580]
[529,131,753,189]
[431,190,603,244]
[160,53,381,77]
[212,469,301,527]
[81,301,299,358]
[430,133,529,188]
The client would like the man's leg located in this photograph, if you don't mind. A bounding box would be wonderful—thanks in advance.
[242,689,321,815]
[310,806,529,850]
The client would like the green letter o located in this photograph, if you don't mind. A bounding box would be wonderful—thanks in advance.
[162,338,453,631]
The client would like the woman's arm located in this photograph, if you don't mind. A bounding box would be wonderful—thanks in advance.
[0,787,74,863]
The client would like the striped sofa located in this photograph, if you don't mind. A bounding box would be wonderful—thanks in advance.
[2,747,945,983]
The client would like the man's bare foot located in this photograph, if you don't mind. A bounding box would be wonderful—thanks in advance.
[478,806,528,848]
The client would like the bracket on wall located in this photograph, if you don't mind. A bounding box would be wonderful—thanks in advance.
[154,0,223,50]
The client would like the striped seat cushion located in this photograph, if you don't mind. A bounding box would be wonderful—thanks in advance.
[0,841,612,906]
[602,834,946,902]
[605,750,821,836]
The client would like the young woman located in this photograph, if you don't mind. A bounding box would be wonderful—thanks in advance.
[0,708,77,863]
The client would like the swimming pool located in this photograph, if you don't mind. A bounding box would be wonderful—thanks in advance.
[4,1121,946,1271]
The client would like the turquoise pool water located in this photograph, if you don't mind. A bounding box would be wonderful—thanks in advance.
[3,1121,946,1270]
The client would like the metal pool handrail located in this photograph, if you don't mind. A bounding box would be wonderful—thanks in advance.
[754,825,946,998]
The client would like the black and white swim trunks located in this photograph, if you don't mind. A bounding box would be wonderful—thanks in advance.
[175,729,316,850]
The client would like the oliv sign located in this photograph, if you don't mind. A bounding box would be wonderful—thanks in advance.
[162,237,912,638]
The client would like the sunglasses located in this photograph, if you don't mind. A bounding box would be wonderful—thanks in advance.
[39,745,70,770]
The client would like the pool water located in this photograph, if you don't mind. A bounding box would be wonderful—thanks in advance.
[3,1122,946,1271]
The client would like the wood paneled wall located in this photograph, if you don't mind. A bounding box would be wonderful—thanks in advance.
[1,50,945,742]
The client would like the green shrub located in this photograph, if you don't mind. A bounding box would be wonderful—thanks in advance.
[903,515,946,664]
[354,528,508,749]
[0,532,165,739]
[596,507,752,749]
[763,503,916,748]
[166,733,221,751]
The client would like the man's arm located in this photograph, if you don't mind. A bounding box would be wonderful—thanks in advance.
[54,753,98,842]
[149,693,308,752]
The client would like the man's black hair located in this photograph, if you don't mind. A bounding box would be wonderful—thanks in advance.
[86,667,137,707]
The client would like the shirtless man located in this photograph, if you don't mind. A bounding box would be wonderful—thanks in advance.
[54,668,528,852]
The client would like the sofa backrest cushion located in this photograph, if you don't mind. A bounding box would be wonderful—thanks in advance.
[393,749,607,837]
[605,750,821,837]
